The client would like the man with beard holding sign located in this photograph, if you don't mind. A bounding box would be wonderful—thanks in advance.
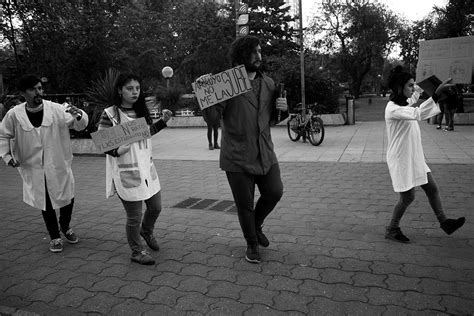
[199,35,288,263]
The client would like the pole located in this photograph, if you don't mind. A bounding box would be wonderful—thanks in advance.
[299,0,305,113]
[235,0,239,37]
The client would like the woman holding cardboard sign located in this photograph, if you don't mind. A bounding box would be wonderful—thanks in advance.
[384,66,465,243]
[98,73,172,265]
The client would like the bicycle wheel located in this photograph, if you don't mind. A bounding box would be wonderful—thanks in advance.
[307,116,324,146]
[287,116,301,141]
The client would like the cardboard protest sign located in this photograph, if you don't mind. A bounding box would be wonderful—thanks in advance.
[416,36,474,84]
[193,65,253,110]
[91,117,150,153]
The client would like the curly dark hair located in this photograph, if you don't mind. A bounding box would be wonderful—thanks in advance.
[113,73,152,125]
[18,74,42,92]
[228,35,261,67]
[387,65,414,106]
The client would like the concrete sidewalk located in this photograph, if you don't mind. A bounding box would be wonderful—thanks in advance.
[1,120,473,315]
[153,121,474,164]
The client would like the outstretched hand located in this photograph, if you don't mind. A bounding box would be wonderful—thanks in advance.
[435,78,455,96]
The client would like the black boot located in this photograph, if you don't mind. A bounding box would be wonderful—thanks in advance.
[256,225,269,247]
[440,217,465,235]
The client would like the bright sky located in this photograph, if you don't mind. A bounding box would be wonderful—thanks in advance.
[301,0,449,24]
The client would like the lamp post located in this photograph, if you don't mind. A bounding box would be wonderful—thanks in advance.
[161,66,173,91]
[299,0,305,113]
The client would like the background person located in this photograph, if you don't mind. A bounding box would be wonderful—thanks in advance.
[98,73,172,265]
[202,105,221,150]
[0,74,88,252]
[384,66,465,243]
[439,84,462,131]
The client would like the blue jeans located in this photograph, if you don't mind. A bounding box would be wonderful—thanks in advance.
[120,191,162,254]
[226,164,283,244]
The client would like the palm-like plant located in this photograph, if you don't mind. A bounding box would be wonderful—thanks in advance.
[85,68,120,106]
[84,68,121,134]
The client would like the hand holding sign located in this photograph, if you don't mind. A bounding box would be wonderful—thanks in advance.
[276,84,287,121]
[161,109,172,122]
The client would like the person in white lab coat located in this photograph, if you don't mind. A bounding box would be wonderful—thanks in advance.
[0,74,88,252]
[384,66,465,243]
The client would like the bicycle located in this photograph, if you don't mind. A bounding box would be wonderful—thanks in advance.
[287,102,325,146]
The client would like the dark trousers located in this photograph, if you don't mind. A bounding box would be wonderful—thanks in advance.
[207,124,219,145]
[445,108,455,129]
[226,164,283,244]
[41,190,74,240]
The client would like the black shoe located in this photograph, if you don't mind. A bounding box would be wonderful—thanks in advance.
[131,250,155,265]
[245,243,261,264]
[209,144,214,150]
[441,217,465,235]
[436,125,442,130]
[214,143,220,149]
[385,227,410,243]
[256,226,269,247]
[140,230,160,251]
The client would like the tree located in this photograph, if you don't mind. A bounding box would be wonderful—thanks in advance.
[432,0,474,38]
[307,1,400,97]
[398,18,435,70]
[398,0,473,68]
[247,0,299,57]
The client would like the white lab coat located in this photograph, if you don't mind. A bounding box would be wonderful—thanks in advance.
[0,101,88,209]
[385,96,441,192]
[102,107,160,201]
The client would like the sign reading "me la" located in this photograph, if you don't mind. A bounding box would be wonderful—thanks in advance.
[194,65,253,110]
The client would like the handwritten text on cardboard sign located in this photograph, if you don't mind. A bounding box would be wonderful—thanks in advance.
[91,117,150,152]
[194,65,252,110]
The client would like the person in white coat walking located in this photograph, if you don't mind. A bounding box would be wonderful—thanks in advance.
[0,74,89,252]
[384,66,465,243]
[98,73,172,265]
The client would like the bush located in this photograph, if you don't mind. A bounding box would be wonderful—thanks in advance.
[155,84,185,114]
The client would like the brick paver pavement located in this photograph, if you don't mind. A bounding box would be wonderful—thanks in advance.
[1,153,473,314]
[1,95,474,314]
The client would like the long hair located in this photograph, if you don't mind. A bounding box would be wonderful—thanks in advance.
[387,65,414,106]
[113,73,152,125]
[228,35,261,67]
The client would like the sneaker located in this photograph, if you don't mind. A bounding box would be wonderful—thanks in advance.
[63,228,79,244]
[214,143,220,149]
[245,243,261,264]
[385,227,410,243]
[256,226,269,248]
[131,250,155,265]
[436,125,442,129]
[140,230,160,251]
[209,144,214,150]
[50,238,63,253]
[441,217,465,235]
